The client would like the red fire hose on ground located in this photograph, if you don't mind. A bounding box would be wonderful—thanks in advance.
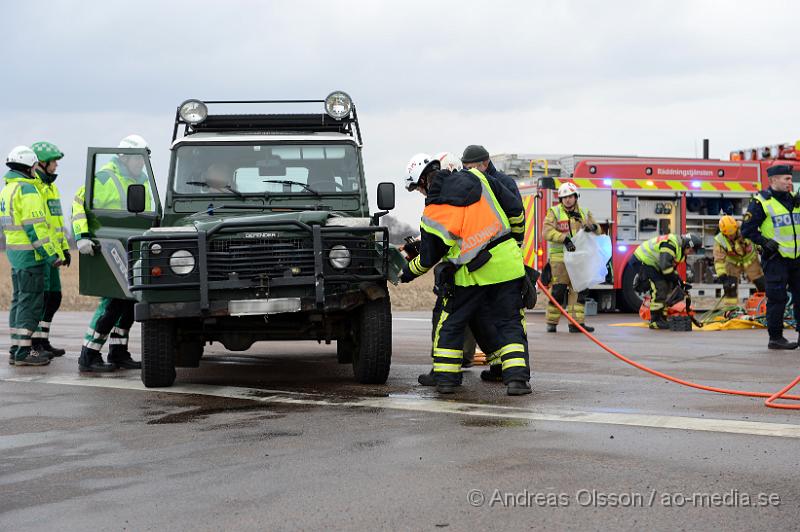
[536,279,800,411]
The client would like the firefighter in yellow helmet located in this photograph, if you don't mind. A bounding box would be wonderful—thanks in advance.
[713,215,765,306]
[543,182,603,333]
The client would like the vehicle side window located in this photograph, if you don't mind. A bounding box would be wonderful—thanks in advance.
[91,153,156,212]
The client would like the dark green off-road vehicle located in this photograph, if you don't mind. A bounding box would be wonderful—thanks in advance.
[80,92,402,387]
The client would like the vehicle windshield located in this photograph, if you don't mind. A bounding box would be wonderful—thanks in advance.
[173,143,361,195]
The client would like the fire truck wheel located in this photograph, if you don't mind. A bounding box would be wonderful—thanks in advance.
[352,297,392,384]
[141,319,177,388]
[621,263,645,312]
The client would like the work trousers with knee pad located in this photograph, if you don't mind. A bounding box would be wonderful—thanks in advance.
[431,295,477,366]
[763,256,800,340]
[545,260,588,324]
[84,297,135,352]
[34,264,62,342]
[9,264,46,359]
[721,260,766,303]
[431,278,530,386]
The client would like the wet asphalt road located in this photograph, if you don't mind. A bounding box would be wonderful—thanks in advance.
[1,310,800,531]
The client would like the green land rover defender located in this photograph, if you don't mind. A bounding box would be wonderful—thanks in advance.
[79,92,402,388]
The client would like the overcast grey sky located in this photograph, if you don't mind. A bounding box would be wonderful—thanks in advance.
[2,0,798,226]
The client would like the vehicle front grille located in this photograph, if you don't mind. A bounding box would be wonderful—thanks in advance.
[207,238,315,282]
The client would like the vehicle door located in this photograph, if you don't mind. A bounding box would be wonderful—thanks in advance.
[78,147,161,298]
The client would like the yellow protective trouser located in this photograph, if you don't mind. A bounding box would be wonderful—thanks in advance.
[545,260,585,325]
[721,261,766,305]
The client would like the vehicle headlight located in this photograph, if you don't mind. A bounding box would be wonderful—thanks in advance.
[179,99,208,125]
[329,245,351,269]
[150,243,162,255]
[325,91,352,120]
[169,249,196,275]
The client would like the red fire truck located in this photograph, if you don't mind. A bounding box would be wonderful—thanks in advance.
[492,141,800,312]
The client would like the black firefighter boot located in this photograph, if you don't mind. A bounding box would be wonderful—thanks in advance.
[768,337,798,350]
[480,363,503,382]
[648,309,670,330]
[568,323,595,333]
[417,369,436,386]
[507,380,532,396]
[78,347,115,372]
[107,345,142,370]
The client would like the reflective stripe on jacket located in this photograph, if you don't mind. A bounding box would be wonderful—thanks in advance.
[93,158,152,211]
[419,168,524,286]
[754,194,800,259]
[634,234,683,273]
[71,185,89,238]
[0,170,60,268]
[34,172,68,255]
[713,232,757,275]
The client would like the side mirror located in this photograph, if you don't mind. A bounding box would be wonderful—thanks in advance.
[127,184,146,213]
[539,177,556,190]
[377,182,395,211]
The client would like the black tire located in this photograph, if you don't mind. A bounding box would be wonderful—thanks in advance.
[621,263,645,312]
[352,297,392,384]
[337,336,355,364]
[141,320,177,388]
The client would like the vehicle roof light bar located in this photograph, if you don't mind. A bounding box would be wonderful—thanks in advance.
[172,92,361,144]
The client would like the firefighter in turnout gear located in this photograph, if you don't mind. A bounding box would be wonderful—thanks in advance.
[400,150,532,396]
[714,215,765,306]
[74,134,150,372]
[543,182,603,333]
[405,153,478,387]
[1,146,64,366]
[631,233,702,329]
[741,164,800,350]
[31,141,70,357]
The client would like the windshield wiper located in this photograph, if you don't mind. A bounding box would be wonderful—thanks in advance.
[263,179,321,196]
[185,180,209,187]
[225,185,245,199]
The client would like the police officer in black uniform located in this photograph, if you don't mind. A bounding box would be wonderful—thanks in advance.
[741,164,800,350]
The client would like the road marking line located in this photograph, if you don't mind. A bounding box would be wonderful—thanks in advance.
[5,374,800,439]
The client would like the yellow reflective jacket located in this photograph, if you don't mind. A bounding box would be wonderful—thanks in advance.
[34,171,68,256]
[415,168,524,287]
[713,232,758,276]
[543,203,601,261]
[634,234,683,274]
[72,185,89,239]
[92,158,151,211]
[0,170,60,268]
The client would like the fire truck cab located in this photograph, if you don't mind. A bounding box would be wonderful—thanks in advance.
[492,143,800,312]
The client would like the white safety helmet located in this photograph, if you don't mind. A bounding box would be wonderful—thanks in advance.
[118,134,150,152]
[557,182,579,199]
[405,153,439,191]
[6,145,38,168]
[435,151,463,172]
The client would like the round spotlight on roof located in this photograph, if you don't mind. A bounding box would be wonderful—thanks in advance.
[325,91,352,120]
[179,99,208,125]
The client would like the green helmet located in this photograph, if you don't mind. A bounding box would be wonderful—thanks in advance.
[31,141,64,163]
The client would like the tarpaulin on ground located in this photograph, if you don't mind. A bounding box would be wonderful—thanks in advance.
[610,318,767,331]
